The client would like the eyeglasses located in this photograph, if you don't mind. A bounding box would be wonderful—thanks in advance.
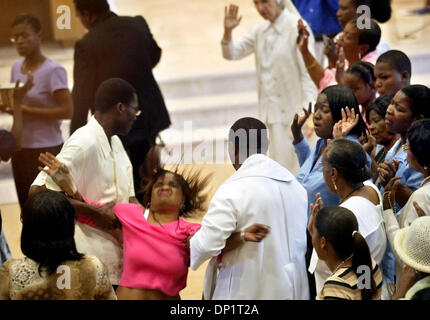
[10,33,30,43]
[128,105,141,116]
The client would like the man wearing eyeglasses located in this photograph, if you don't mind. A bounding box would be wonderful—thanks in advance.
[30,78,140,286]
[70,0,170,198]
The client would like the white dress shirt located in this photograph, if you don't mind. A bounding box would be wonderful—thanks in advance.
[32,116,134,284]
[190,153,309,300]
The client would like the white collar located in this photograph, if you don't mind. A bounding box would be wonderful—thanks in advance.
[263,9,288,33]
[226,153,294,184]
[88,116,114,158]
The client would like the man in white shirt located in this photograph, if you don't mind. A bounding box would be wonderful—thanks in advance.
[221,0,317,173]
[29,78,140,285]
[190,117,309,299]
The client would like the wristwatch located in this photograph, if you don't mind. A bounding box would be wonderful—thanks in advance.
[240,230,246,242]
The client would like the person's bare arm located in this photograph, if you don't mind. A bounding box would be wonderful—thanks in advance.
[222,224,270,254]
[297,20,325,87]
[21,89,73,119]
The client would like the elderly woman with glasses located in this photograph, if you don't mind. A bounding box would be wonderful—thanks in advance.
[1,13,73,209]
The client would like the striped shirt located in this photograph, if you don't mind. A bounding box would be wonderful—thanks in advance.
[316,259,383,300]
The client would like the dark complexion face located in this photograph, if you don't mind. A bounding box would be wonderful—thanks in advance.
[385,90,414,135]
[313,94,335,139]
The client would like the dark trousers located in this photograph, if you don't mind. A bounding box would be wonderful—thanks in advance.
[11,144,62,208]
[125,138,152,203]
[305,229,317,300]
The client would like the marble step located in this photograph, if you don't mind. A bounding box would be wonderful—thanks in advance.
[165,91,258,130]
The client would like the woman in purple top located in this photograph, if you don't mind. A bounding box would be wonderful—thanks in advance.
[9,14,73,207]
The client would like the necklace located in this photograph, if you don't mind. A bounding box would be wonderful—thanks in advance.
[333,254,353,274]
[339,185,364,204]
[421,176,430,187]
[149,211,163,226]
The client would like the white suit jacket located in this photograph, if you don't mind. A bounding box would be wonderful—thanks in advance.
[190,154,309,299]
[222,9,317,125]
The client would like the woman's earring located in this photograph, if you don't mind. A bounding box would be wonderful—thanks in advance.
[180,204,186,213]
[332,179,337,191]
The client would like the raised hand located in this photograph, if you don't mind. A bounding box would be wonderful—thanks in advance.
[308,193,323,233]
[14,74,34,105]
[38,152,81,199]
[244,223,270,242]
[38,152,67,176]
[224,4,242,31]
[324,36,338,68]
[335,46,346,84]
[359,132,376,155]
[378,160,399,187]
[291,102,312,143]
[0,77,34,114]
[297,19,310,53]
[332,107,359,139]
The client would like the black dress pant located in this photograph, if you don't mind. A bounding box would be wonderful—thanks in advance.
[11,144,62,208]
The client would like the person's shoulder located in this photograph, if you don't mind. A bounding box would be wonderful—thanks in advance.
[11,58,24,70]
[180,219,201,236]
[43,58,66,72]
[321,268,357,300]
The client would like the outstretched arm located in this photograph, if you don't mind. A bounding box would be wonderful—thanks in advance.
[222,223,270,254]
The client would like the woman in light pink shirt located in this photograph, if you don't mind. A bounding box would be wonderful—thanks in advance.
[8,14,73,208]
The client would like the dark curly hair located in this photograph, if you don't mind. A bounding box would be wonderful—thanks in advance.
[138,147,212,217]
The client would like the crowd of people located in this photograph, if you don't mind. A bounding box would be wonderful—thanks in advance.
[1,0,430,300]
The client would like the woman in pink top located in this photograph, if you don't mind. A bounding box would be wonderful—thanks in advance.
[38,151,269,300]
[297,18,381,93]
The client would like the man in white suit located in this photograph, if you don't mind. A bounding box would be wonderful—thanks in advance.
[190,117,309,300]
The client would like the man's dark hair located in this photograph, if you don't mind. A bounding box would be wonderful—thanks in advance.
[229,117,268,157]
[376,50,412,77]
[11,13,41,33]
[94,78,137,113]
[21,190,83,275]
[73,0,110,15]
